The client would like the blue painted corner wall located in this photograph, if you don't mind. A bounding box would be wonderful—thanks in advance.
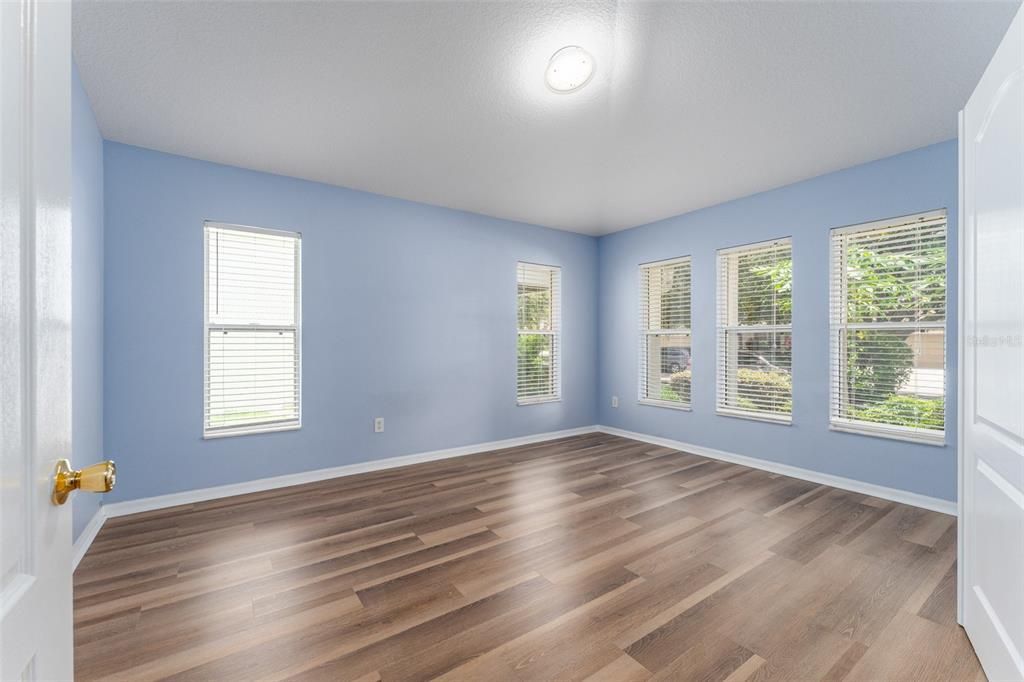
[597,140,958,501]
[71,65,106,540]
[101,143,600,502]
[80,85,958,506]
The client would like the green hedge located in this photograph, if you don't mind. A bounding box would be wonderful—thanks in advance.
[668,370,692,402]
[851,395,944,430]
[735,368,792,414]
[668,368,793,413]
[666,367,940,430]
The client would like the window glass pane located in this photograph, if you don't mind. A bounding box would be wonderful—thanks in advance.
[830,214,946,438]
[518,267,553,332]
[720,330,792,416]
[207,328,299,430]
[517,262,560,402]
[642,333,691,403]
[204,224,300,436]
[842,222,946,324]
[517,333,553,399]
[835,328,945,432]
[733,244,792,326]
[208,227,297,326]
[643,260,691,331]
[640,257,692,407]
[717,240,792,421]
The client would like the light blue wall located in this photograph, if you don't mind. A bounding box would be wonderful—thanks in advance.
[103,143,599,502]
[71,65,105,539]
[101,138,957,504]
[597,140,958,501]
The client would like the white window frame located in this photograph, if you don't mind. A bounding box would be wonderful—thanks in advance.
[638,256,692,410]
[716,237,793,424]
[203,221,302,438]
[829,210,947,445]
[516,261,561,405]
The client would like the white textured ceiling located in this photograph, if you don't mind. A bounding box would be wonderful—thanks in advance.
[73,0,1019,235]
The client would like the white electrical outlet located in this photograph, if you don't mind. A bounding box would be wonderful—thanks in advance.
[611,396,619,408]
[374,417,384,433]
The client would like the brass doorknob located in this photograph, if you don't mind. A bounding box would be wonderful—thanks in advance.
[52,459,116,505]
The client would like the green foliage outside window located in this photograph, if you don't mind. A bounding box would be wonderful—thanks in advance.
[748,257,792,320]
[518,283,553,398]
[517,333,552,397]
[734,368,793,414]
[844,244,945,324]
[845,331,914,406]
[666,369,692,402]
[739,251,791,325]
[751,236,945,431]
[851,395,945,430]
[518,287,551,331]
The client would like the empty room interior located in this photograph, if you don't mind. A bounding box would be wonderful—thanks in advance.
[4,0,1024,680]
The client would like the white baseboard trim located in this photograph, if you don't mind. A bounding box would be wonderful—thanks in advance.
[102,426,599,519]
[72,506,108,571]
[96,422,954,524]
[596,425,958,516]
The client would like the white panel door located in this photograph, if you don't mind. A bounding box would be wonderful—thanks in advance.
[0,0,74,679]
[961,3,1024,680]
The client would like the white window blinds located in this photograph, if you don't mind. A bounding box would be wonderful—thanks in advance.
[829,211,946,442]
[204,223,301,437]
[717,238,793,422]
[639,257,692,407]
[517,262,561,404]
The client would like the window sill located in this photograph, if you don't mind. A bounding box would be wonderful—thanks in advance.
[638,399,692,412]
[517,396,561,406]
[716,408,792,426]
[829,421,945,447]
[204,422,301,439]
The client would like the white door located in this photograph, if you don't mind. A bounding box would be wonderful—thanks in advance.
[961,3,1024,680]
[0,0,75,680]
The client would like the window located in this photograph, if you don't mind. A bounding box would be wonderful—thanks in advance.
[716,238,793,422]
[639,257,692,408]
[204,222,301,437]
[517,262,560,404]
[830,211,946,443]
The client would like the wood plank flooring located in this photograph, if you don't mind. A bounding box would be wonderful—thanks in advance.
[74,433,981,681]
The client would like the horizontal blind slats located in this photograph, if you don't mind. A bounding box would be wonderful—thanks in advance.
[207,225,299,328]
[206,328,300,432]
[205,223,301,435]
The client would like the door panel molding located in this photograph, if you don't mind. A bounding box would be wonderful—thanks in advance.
[960,3,1024,679]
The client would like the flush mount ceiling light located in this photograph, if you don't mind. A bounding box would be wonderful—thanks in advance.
[545,46,595,93]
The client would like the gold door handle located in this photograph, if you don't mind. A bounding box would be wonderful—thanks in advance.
[52,459,116,505]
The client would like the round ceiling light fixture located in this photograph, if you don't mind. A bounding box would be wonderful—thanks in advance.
[545,46,595,93]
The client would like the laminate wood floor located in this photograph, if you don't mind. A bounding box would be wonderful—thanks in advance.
[74,433,981,681]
